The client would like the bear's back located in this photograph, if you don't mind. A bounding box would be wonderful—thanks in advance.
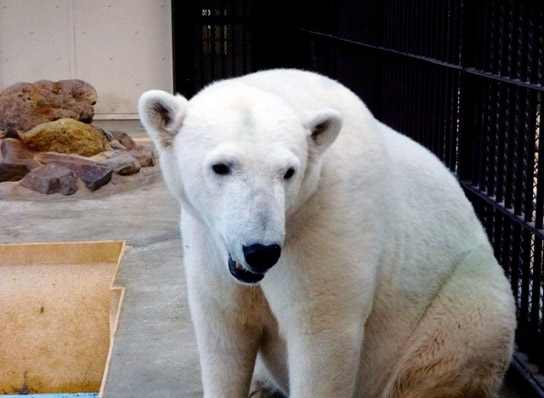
[239,69,375,130]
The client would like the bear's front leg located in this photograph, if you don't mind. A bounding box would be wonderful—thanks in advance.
[262,256,376,398]
[183,216,265,398]
[187,269,265,398]
[286,310,365,397]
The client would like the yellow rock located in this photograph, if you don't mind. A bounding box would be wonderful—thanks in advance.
[20,118,107,157]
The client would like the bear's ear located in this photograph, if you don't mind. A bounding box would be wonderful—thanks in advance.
[138,90,188,150]
[306,109,343,154]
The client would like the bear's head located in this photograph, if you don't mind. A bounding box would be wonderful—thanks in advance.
[139,85,342,284]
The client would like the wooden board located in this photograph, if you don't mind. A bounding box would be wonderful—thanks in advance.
[0,241,125,394]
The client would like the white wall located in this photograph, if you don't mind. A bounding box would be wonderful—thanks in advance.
[0,0,172,119]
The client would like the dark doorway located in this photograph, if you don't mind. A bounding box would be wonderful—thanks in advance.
[171,0,301,97]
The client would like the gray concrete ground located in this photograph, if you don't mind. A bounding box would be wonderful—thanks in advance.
[0,120,523,397]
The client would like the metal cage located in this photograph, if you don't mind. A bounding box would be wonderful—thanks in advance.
[172,0,544,393]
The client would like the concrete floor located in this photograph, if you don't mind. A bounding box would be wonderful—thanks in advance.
[0,120,523,397]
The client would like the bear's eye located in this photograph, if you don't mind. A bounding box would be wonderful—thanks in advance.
[212,163,230,175]
[284,168,295,180]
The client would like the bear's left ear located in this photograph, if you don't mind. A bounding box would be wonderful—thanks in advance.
[138,90,188,151]
[305,109,343,154]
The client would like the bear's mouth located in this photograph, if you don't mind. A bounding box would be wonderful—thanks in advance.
[228,255,265,284]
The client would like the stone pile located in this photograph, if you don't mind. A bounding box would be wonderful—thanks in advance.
[0,125,155,196]
[0,79,156,198]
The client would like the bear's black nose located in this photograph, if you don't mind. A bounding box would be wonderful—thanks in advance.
[243,243,282,273]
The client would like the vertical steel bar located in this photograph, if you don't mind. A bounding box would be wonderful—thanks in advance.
[457,0,477,181]
[504,86,516,210]
[438,67,447,162]
[523,90,536,223]
[220,8,225,78]
[489,81,498,198]
[231,22,236,76]
[520,228,532,352]
[514,90,527,216]
[439,0,446,62]
[495,83,505,204]
[424,0,431,58]
[511,222,521,308]
[503,217,512,278]
[442,68,451,166]
[480,83,490,191]
[200,23,205,92]
[445,0,452,63]
[431,66,440,154]
[530,233,542,363]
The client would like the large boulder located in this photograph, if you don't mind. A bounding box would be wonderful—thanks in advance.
[68,163,112,191]
[31,151,112,191]
[20,118,108,157]
[20,163,78,195]
[0,80,97,131]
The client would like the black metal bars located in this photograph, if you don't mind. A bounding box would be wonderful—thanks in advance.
[171,0,301,97]
[172,0,254,96]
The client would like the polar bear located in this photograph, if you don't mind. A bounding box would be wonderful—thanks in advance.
[139,69,516,398]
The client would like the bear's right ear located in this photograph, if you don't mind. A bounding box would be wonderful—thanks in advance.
[138,90,188,150]
[305,109,343,155]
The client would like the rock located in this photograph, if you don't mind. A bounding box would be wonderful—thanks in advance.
[0,139,40,170]
[68,163,112,191]
[31,150,112,191]
[1,139,32,159]
[0,80,97,131]
[35,151,98,166]
[129,146,155,167]
[89,150,116,163]
[20,118,108,156]
[33,152,111,191]
[111,131,137,150]
[93,125,114,141]
[0,79,97,131]
[102,152,141,175]
[0,160,31,182]
[0,139,37,181]
[19,163,78,195]
[109,139,126,150]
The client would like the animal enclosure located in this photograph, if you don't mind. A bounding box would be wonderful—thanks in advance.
[171,0,544,394]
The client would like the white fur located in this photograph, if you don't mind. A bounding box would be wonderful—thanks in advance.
[139,70,516,398]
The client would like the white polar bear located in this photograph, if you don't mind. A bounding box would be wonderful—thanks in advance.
[139,69,516,398]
